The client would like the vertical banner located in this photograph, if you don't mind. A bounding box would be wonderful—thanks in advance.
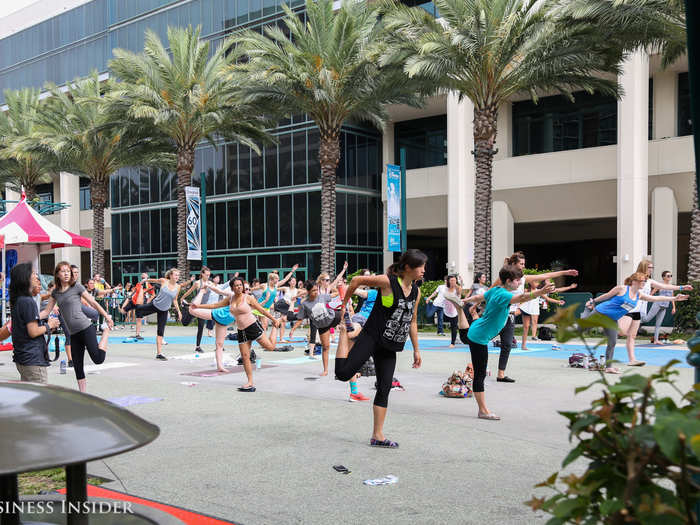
[185,186,202,260]
[386,164,402,252]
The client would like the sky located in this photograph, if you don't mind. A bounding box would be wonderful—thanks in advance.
[0,0,40,19]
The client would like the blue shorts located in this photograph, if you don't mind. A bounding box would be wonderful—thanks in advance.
[211,306,235,326]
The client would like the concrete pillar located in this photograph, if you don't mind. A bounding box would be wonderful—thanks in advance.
[492,201,514,281]
[652,70,677,140]
[651,186,677,281]
[382,122,395,271]
[446,92,475,283]
[56,172,81,264]
[616,50,649,281]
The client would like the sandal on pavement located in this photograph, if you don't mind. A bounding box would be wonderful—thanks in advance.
[478,411,501,420]
[605,367,622,374]
[370,438,399,448]
[237,386,256,392]
[627,361,646,367]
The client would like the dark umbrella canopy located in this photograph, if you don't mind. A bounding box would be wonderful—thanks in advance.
[0,382,159,475]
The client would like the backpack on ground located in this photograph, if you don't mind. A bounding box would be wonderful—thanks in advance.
[310,302,335,328]
[440,366,473,398]
[237,349,257,365]
[226,332,238,341]
[538,326,553,341]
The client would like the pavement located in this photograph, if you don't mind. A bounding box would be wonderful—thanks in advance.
[0,325,694,525]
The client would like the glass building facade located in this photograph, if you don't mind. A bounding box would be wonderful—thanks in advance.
[1,0,383,282]
[512,91,617,156]
[394,115,447,170]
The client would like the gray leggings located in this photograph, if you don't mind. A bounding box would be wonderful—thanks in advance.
[642,303,668,341]
[603,326,618,364]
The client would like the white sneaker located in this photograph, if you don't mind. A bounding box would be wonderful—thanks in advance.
[162,340,168,346]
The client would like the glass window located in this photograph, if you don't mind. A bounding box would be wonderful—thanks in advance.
[358,195,368,246]
[347,193,357,246]
[252,197,265,246]
[308,191,321,244]
[368,196,378,246]
[206,203,215,251]
[356,135,368,188]
[170,208,178,254]
[251,147,264,190]
[161,208,172,252]
[265,143,278,188]
[337,192,347,245]
[279,194,292,246]
[678,72,692,136]
[307,129,320,184]
[79,178,91,210]
[215,202,227,250]
[346,133,356,187]
[336,133,346,185]
[278,134,292,187]
[394,115,447,169]
[513,91,617,156]
[111,174,119,208]
[227,144,238,193]
[150,166,159,200]
[139,212,150,254]
[227,200,239,249]
[215,146,226,195]
[293,193,307,245]
[237,0,249,24]
[139,167,150,205]
[121,214,130,255]
[239,145,251,192]
[150,209,160,253]
[239,198,251,247]
[292,131,306,186]
[266,196,278,246]
[128,168,139,206]
[367,137,379,190]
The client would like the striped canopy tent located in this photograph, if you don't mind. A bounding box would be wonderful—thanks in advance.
[0,192,92,323]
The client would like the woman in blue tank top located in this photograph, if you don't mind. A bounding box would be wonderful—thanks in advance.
[585,272,688,373]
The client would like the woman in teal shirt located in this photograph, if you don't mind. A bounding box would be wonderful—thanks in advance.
[463,265,554,421]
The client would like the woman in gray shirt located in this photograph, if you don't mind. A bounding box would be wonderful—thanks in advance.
[41,261,113,393]
[135,268,182,361]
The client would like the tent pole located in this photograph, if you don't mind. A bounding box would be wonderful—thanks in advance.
[2,244,5,326]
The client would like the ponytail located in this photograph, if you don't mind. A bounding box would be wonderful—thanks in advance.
[386,249,428,276]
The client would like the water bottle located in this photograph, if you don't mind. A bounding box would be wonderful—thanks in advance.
[60,360,67,375]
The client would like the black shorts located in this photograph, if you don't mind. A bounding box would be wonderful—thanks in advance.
[625,312,641,321]
[317,310,342,335]
[237,320,264,344]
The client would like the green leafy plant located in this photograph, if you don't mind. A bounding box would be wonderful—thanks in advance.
[526,305,700,524]
[675,281,700,332]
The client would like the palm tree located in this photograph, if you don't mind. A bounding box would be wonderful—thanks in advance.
[18,72,174,276]
[233,0,426,274]
[0,88,58,201]
[381,0,628,280]
[108,26,272,278]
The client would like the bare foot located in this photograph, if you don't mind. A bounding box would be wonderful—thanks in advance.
[521,346,529,351]
[217,367,229,373]
[319,370,328,377]
[449,344,455,348]
[98,326,110,351]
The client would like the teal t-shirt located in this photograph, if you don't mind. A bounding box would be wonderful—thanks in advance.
[467,287,514,345]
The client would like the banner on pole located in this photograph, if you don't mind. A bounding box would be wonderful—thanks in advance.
[185,186,202,260]
[386,164,402,252]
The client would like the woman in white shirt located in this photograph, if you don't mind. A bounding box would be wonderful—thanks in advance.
[425,276,448,336]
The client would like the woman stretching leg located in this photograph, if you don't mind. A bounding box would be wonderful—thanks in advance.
[41,261,114,392]
[199,277,280,390]
[135,269,182,360]
[188,286,232,372]
[336,250,425,448]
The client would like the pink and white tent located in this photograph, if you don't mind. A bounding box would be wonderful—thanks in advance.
[0,195,91,248]
[0,193,92,323]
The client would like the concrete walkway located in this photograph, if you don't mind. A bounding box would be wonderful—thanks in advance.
[0,326,693,524]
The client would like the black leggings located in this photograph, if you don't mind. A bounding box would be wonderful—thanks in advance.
[465,335,489,393]
[309,324,317,345]
[497,315,515,371]
[335,331,397,408]
[446,315,458,344]
[196,318,207,347]
[71,325,105,380]
[134,303,168,337]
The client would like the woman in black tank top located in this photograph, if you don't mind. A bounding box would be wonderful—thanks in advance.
[336,250,426,448]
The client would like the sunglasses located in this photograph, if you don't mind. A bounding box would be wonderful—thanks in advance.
[322,278,330,282]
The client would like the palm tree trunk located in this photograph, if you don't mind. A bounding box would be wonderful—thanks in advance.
[472,105,498,282]
[688,177,700,281]
[90,178,108,277]
[319,129,340,275]
[176,146,195,280]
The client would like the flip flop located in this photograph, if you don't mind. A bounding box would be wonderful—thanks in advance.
[370,438,399,448]
[237,386,256,392]
[478,412,501,420]
[627,361,646,367]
